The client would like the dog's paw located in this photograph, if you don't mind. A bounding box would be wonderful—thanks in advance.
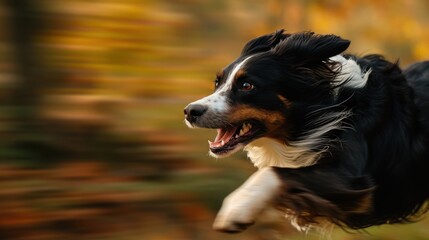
[212,197,256,233]
[213,219,254,233]
[213,168,282,233]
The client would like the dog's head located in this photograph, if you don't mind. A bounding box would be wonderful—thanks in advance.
[184,30,351,161]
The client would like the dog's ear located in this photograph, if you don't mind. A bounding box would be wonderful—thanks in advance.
[273,32,350,64]
[241,29,290,55]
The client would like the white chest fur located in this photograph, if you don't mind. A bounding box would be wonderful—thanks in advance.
[244,138,323,169]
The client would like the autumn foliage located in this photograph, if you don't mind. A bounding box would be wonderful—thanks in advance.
[0,0,428,239]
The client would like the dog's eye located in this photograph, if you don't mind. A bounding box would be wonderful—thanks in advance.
[240,82,254,91]
[214,79,220,89]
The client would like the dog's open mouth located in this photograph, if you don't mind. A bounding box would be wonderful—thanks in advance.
[208,121,263,157]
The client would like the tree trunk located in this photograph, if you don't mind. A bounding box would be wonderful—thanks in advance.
[5,0,47,161]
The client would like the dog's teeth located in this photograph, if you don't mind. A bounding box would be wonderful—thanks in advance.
[208,140,212,144]
[221,140,225,146]
[243,126,249,134]
[239,122,252,137]
[235,134,239,138]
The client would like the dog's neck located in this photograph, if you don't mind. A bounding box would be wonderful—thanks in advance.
[244,109,352,169]
[244,138,323,169]
[330,55,372,93]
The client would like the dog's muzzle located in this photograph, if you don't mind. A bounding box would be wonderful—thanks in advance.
[184,103,208,124]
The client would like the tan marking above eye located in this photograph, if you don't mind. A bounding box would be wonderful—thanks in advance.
[235,69,246,80]
[216,71,225,79]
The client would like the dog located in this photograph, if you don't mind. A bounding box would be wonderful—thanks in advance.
[184,30,429,233]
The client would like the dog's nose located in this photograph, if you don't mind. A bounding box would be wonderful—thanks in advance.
[184,104,207,123]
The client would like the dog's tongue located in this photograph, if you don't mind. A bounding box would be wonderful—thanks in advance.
[209,127,238,148]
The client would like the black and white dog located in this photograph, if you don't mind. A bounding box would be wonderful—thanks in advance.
[184,30,429,233]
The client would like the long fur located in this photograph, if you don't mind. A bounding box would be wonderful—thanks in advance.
[185,30,429,232]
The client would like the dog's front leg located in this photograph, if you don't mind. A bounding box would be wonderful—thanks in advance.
[213,167,282,233]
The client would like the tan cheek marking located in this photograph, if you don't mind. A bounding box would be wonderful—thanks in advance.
[228,105,286,131]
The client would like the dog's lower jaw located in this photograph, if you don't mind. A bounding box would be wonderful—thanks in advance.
[213,167,282,232]
[208,143,244,158]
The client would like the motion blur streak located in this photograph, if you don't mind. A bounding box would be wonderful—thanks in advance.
[0,0,427,239]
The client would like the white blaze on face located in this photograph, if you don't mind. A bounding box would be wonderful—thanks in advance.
[185,56,254,128]
[221,55,254,92]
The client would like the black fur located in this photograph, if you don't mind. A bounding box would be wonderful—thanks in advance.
[187,29,429,230]
[239,31,429,229]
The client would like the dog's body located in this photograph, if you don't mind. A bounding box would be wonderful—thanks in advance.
[184,30,429,233]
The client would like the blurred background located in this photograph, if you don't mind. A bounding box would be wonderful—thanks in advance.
[0,0,428,239]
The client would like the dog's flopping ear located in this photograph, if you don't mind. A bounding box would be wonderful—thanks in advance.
[241,29,290,55]
[272,32,350,64]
